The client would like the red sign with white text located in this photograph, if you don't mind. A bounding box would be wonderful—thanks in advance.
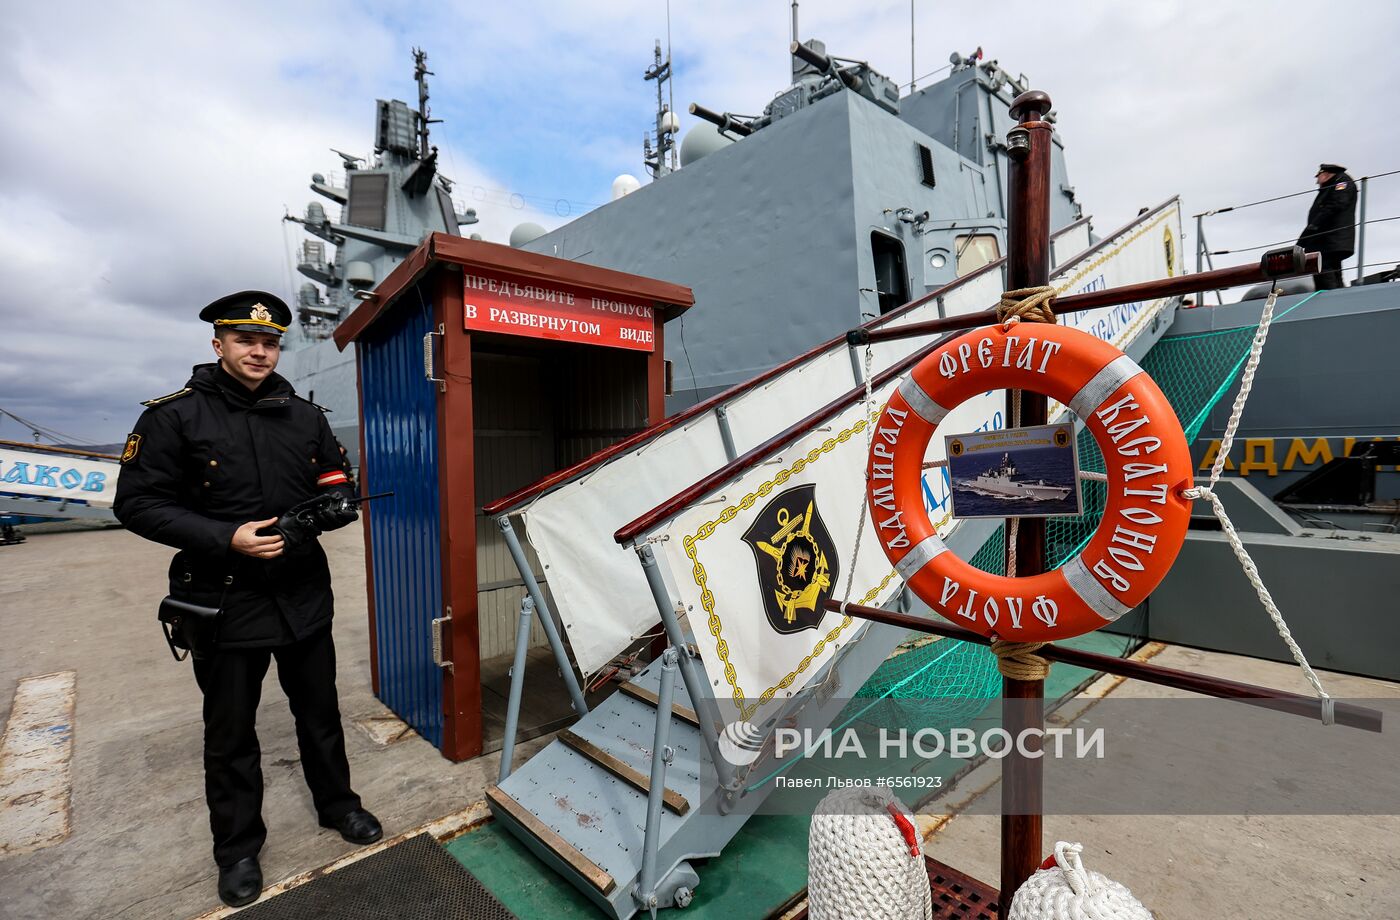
[462,271,655,352]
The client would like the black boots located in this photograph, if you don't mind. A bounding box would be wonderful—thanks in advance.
[321,808,383,845]
[214,811,379,907]
[217,856,263,908]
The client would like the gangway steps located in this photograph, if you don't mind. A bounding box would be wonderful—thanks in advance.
[485,784,618,894]
[556,729,691,815]
[489,656,714,916]
[616,681,702,728]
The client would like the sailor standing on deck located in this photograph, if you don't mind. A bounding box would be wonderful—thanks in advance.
[1298,163,1358,291]
[113,292,382,909]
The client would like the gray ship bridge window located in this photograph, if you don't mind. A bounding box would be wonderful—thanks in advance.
[956,233,1001,277]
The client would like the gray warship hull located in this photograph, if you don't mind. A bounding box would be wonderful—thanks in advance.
[1100,283,1400,679]
[1173,285,1400,500]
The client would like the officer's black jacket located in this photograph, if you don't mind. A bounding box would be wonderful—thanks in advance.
[114,363,355,648]
[1299,171,1359,255]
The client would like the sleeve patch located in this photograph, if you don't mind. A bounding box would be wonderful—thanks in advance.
[317,470,349,487]
[1335,181,1348,190]
[121,433,142,464]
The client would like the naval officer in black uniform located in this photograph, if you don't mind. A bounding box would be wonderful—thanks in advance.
[114,292,381,908]
[1299,163,1359,291]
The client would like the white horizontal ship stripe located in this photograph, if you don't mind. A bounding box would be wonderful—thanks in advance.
[896,534,948,581]
[897,377,950,425]
[1068,354,1143,420]
[1061,556,1132,622]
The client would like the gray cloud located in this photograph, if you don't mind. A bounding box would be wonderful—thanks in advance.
[3,0,1397,444]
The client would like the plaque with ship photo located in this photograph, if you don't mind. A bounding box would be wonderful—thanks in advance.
[945,422,1082,519]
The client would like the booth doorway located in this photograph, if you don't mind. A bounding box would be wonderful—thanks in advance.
[472,339,649,750]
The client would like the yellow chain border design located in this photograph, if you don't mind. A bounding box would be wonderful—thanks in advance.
[1054,207,1176,295]
[682,414,910,720]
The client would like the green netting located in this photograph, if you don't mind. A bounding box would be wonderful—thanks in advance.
[842,637,1001,732]
[852,322,1261,720]
[1042,323,1259,570]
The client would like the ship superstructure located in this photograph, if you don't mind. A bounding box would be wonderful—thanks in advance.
[281,50,476,444]
[961,452,1072,501]
[283,42,1092,449]
[525,41,1085,407]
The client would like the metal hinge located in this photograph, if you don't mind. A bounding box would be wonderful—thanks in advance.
[423,323,445,391]
[432,607,454,673]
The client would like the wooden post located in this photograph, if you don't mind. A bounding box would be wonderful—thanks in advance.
[1000,88,1054,906]
[436,266,485,761]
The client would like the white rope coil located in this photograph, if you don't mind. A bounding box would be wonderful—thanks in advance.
[1179,286,1334,724]
[807,787,932,920]
[1008,841,1153,920]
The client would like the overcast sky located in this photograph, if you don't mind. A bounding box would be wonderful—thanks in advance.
[2,1,1397,445]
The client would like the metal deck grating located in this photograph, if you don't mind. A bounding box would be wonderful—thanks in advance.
[786,856,999,919]
[926,857,1001,918]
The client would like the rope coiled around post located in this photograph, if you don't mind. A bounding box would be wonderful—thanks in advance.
[997,286,1058,326]
[991,640,1051,681]
[992,286,1058,680]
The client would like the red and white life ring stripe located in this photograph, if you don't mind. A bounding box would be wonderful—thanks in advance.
[867,323,1193,642]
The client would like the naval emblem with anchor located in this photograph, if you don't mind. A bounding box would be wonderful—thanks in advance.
[741,484,841,635]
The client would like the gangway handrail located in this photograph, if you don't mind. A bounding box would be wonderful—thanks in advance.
[613,249,1318,546]
[482,212,1102,518]
[852,250,1319,346]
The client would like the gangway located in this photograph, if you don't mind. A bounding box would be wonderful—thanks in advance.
[481,174,1320,915]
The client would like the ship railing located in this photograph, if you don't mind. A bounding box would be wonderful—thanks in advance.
[487,201,1195,776]
[600,230,1315,787]
[1193,167,1400,301]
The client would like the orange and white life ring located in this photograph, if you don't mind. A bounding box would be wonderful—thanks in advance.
[867,323,1192,642]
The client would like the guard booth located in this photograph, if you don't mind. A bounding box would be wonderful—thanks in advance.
[335,234,694,761]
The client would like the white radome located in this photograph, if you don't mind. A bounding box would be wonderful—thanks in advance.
[611,174,642,200]
[509,222,547,248]
[679,121,735,166]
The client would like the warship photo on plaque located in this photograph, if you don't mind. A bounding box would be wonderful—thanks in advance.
[945,422,1082,519]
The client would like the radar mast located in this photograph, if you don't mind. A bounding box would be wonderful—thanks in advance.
[643,40,678,178]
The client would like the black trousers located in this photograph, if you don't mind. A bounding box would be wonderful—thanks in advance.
[1314,251,1349,290]
[192,626,360,867]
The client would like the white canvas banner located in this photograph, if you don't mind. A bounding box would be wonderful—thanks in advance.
[651,383,1001,723]
[524,413,730,675]
[521,202,1183,677]
[0,447,119,507]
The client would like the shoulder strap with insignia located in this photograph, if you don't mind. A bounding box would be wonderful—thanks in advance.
[294,394,331,412]
[140,387,193,408]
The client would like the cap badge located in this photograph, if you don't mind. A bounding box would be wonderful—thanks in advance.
[250,303,273,322]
